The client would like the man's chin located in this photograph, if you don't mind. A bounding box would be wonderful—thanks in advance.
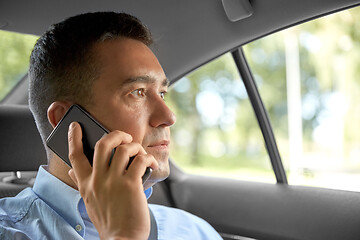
[143,165,170,190]
[149,166,170,182]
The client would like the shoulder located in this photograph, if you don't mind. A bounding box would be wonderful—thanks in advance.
[0,188,79,239]
[0,188,38,222]
[149,204,222,240]
[149,204,209,225]
[0,188,39,239]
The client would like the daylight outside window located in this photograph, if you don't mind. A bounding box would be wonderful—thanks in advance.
[0,30,38,101]
[244,7,360,191]
[167,53,276,183]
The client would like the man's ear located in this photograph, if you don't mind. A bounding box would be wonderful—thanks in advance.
[47,101,73,128]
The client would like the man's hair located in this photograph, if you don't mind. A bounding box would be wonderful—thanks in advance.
[28,12,152,157]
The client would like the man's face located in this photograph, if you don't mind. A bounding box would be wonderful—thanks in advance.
[86,38,176,185]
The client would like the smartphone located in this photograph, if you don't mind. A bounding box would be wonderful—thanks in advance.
[46,104,152,185]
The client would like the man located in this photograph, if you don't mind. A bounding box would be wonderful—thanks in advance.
[0,12,222,239]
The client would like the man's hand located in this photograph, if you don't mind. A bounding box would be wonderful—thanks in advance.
[67,122,158,240]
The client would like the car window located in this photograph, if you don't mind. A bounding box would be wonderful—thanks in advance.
[243,7,360,191]
[0,30,38,101]
[167,53,276,183]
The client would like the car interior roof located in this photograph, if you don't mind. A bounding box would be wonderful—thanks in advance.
[1,0,360,94]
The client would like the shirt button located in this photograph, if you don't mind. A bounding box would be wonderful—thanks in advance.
[75,224,83,232]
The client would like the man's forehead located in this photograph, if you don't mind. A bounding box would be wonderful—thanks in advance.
[121,75,169,87]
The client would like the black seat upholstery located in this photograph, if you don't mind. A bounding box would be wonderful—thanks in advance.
[0,105,46,171]
[0,105,46,197]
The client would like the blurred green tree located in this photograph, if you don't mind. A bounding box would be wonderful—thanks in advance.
[0,30,38,100]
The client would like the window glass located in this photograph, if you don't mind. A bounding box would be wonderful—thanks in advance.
[0,30,38,101]
[243,7,360,191]
[167,53,276,183]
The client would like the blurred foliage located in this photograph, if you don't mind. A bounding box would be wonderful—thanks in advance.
[167,6,360,187]
[0,30,38,101]
[167,54,275,181]
[244,6,360,175]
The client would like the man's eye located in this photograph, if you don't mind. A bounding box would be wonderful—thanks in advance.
[160,91,167,100]
[131,88,145,97]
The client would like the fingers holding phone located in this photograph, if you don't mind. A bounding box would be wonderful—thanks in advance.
[123,153,158,189]
[67,121,157,240]
[92,130,133,175]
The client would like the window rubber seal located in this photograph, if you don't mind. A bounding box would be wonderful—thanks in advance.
[232,47,288,184]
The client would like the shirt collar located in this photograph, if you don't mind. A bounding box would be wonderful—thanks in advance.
[145,185,153,199]
[32,165,153,236]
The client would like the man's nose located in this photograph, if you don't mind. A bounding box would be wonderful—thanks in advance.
[149,96,176,128]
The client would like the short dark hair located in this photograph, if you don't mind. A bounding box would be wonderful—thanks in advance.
[28,12,152,157]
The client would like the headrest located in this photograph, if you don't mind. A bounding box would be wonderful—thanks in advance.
[0,105,46,171]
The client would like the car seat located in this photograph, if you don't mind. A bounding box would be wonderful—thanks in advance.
[0,105,46,198]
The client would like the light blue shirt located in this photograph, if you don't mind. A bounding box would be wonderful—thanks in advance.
[0,166,222,239]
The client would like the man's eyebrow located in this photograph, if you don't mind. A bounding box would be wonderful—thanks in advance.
[121,75,170,87]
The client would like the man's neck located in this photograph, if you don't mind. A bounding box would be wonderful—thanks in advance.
[48,157,78,190]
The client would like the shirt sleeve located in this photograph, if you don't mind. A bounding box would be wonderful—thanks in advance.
[149,204,223,240]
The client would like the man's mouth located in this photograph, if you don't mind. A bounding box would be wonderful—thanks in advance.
[147,140,170,150]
